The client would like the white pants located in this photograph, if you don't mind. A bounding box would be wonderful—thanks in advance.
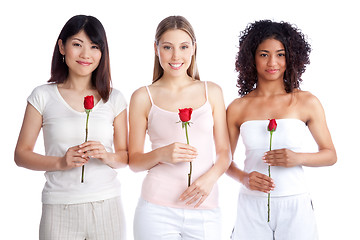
[39,197,126,240]
[133,198,222,240]
[231,193,318,240]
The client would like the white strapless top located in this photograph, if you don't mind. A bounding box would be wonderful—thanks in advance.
[239,119,308,197]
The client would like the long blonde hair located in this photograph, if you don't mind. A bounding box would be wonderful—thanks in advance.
[153,16,200,83]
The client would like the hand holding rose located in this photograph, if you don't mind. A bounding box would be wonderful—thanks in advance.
[243,171,275,193]
[78,141,110,163]
[59,145,89,170]
[263,148,302,168]
[157,142,197,164]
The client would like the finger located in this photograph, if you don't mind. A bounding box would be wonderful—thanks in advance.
[194,195,208,208]
[175,143,198,153]
[186,192,202,205]
[251,176,274,192]
[173,154,196,162]
[179,186,197,201]
[72,157,89,165]
[85,149,106,159]
[78,141,103,150]
[79,144,105,154]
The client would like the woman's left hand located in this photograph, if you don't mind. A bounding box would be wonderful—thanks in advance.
[78,141,110,164]
[178,172,217,208]
[263,148,302,168]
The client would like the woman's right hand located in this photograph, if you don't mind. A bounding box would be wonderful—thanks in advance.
[158,142,197,164]
[243,171,275,193]
[59,145,89,170]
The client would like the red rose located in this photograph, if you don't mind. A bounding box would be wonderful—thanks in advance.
[178,108,193,122]
[84,95,94,110]
[267,119,277,132]
[266,118,277,222]
[81,95,94,183]
[178,107,193,187]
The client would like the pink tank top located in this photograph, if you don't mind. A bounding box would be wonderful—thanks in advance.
[141,81,219,209]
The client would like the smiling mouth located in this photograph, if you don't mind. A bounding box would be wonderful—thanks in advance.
[266,69,279,74]
[77,61,92,66]
[169,63,183,69]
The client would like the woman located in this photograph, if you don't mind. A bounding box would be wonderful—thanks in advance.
[129,15,230,239]
[14,15,128,240]
[226,20,337,240]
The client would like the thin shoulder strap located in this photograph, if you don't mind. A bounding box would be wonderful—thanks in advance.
[145,86,154,105]
[204,81,209,101]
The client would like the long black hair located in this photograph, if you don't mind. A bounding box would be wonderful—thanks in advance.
[48,15,112,102]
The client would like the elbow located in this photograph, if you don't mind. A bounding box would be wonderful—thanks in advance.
[128,155,143,173]
[329,151,337,166]
[14,149,25,168]
[128,163,143,173]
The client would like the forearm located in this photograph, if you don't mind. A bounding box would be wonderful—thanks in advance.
[104,150,128,169]
[208,150,231,180]
[299,149,337,167]
[14,149,62,171]
[129,149,162,172]
[226,161,248,185]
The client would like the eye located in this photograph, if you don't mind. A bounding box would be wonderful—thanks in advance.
[163,46,171,50]
[91,45,100,50]
[278,53,285,57]
[260,53,268,57]
[73,43,81,47]
[181,45,189,50]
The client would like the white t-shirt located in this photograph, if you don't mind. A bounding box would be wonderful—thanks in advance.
[27,84,127,204]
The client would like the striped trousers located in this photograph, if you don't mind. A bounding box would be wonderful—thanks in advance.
[39,197,126,240]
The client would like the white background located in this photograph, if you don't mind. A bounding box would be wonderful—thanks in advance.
[1,0,359,239]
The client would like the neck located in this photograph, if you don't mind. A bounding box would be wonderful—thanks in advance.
[255,80,286,97]
[62,76,93,91]
[156,73,194,89]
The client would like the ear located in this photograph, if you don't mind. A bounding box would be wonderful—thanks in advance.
[154,41,159,57]
[58,39,65,55]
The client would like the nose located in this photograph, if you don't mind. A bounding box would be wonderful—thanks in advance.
[172,48,179,60]
[80,47,90,59]
[267,55,276,67]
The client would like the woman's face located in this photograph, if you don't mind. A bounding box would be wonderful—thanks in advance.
[255,38,286,82]
[59,30,102,79]
[155,29,195,78]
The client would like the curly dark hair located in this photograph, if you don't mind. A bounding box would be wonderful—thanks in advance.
[235,20,311,96]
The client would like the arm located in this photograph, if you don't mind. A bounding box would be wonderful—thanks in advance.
[14,103,88,171]
[226,99,275,193]
[180,82,231,207]
[79,109,129,169]
[264,94,337,167]
[128,87,197,172]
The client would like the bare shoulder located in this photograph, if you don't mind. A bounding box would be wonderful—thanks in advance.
[226,97,249,125]
[295,90,325,123]
[296,90,322,108]
[204,81,224,105]
[130,86,148,102]
[129,86,151,111]
[205,81,223,96]
[227,94,251,112]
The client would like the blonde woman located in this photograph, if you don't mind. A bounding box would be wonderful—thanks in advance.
[129,16,230,240]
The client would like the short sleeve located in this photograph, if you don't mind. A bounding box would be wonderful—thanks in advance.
[27,85,48,115]
[110,88,127,116]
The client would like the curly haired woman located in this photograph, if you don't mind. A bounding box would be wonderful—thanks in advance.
[226,20,336,239]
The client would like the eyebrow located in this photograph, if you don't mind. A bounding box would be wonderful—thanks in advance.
[72,37,84,43]
[161,41,192,45]
[258,49,285,52]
